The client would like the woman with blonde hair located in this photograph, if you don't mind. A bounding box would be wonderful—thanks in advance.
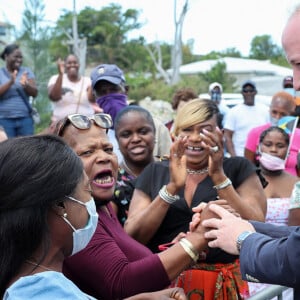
[125,98,267,299]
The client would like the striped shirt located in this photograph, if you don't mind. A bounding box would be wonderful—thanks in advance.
[0,66,35,119]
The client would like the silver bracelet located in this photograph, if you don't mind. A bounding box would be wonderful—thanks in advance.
[159,185,179,204]
[179,238,199,263]
[213,177,232,190]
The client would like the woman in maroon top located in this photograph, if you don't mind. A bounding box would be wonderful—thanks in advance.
[55,113,209,300]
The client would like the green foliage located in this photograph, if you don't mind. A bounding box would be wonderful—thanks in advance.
[200,61,237,92]
[14,1,289,126]
[220,47,242,58]
[249,34,282,60]
[17,0,54,133]
[199,48,242,61]
[127,72,207,103]
[182,40,197,64]
[50,4,143,68]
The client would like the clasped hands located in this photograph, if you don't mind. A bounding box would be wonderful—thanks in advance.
[189,200,255,255]
[171,200,246,254]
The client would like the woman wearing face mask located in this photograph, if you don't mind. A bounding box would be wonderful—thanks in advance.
[54,113,210,300]
[1,135,99,299]
[248,126,299,297]
[1,134,187,300]
[245,91,300,175]
[258,126,300,225]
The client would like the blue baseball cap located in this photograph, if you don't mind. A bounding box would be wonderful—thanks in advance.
[91,64,126,88]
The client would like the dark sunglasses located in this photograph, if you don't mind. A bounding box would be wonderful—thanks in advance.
[56,113,113,137]
[242,88,255,93]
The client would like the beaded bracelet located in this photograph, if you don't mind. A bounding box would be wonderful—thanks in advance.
[179,238,199,263]
[159,185,180,204]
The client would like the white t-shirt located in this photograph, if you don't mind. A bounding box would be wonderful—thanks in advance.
[48,74,94,121]
[224,103,270,156]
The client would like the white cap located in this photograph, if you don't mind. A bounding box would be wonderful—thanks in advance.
[209,82,223,93]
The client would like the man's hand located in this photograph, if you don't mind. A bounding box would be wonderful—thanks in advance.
[202,204,255,255]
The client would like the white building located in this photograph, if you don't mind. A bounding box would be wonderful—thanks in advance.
[177,57,293,96]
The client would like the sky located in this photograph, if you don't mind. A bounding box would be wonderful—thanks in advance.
[0,0,299,56]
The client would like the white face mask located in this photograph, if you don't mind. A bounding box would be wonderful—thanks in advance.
[259,152,286,171]
[62,196,98,255]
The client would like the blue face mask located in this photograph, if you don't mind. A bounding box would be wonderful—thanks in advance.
[62,196,98,255]
[211,91,221,102]
[284,88,295,97]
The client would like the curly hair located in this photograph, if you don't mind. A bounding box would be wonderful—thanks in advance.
[171,87,198,110]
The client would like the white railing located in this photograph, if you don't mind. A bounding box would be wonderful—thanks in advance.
[248,285,291,300]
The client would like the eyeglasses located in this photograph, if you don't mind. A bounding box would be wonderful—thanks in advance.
[56,113,113,136]
[242,89,255,93]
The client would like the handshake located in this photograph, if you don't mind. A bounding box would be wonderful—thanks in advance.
[188,199,255,255]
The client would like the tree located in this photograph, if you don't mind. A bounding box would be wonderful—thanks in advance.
[18,0,54,132]
[171,0,189,85]
[50,4,142,69]
[220,47,242,58]
[145,0,189,85]
[249,35,282,60]
[201,61,237,92]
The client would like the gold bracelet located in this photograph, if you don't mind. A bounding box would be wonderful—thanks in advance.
[179,238,199,263]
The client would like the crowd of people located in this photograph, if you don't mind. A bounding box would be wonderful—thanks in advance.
[1,4,300,300]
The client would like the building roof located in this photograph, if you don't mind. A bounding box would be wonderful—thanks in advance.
[177,57,292,77]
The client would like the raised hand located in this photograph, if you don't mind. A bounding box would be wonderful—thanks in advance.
[199,126,224,176]
[57,58,65,75]
[168,136,188,192]
[10,69,18,84]
[19,71,28,87]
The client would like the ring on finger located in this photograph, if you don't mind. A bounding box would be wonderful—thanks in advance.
[210,145,219,153]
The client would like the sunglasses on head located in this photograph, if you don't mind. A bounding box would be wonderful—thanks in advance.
[56,113,113,137]
[242,88,255,93]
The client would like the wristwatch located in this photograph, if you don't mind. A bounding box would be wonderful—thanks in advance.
[236,231,253,253]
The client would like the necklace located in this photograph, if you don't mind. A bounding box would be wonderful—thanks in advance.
[121,160,139,178]
[186,167,209,175]
[26,260,53,272]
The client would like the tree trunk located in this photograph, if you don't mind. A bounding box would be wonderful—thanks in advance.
[170,0,188,85]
